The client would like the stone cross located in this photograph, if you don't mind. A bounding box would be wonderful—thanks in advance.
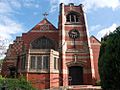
[43,12,48,18]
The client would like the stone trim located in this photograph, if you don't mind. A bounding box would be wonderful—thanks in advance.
[66,60,86,67]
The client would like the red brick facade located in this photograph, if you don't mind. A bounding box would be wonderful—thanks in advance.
[1,3,101,89]
[90,36,101,82]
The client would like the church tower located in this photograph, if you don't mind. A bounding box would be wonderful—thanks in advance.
[58,3,93,86]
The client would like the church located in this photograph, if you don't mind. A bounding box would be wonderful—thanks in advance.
[1,3,101,89]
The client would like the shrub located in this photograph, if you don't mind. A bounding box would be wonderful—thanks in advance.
[0,75,36,90]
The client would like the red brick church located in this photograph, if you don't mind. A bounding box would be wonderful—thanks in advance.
[1,3,101,89]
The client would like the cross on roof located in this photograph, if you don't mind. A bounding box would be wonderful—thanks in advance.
[43,12,48,18]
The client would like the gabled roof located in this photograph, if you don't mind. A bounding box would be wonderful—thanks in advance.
[30,18,57,31]
[90,35,101,43]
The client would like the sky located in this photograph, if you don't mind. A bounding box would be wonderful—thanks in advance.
[0,0,120,58]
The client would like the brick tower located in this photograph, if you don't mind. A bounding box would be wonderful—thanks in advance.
[59,3,93,86]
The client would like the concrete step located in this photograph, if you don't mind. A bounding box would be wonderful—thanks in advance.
[67,85,102,90]
[46,85,102,90]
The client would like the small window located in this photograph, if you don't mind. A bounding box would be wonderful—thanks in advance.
[30,56,36,69]
[67,15,70,22]
[21,55,26,70]
[54,57,58,70]
[76,16,79,22]
[43,56,49,69]
[71,14,75,22]
[30,55,49,70]
[37,56,42,69]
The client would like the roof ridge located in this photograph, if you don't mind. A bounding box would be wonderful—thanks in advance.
[28,18,57,32]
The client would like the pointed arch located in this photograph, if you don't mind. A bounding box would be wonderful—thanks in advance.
[66,11,80,23]
[30,36,56,49]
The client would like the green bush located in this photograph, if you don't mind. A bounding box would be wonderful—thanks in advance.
[0,75,36,90]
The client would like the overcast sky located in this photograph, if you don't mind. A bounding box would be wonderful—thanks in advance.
[0,0,120,57]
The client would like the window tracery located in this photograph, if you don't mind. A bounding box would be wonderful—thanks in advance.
[31,37,55,49]
[30,55,49,70]
[66,12,80,23]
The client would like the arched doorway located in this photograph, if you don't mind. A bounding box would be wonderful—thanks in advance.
[69,66,83,85]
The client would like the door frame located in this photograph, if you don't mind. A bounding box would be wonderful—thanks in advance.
[68,66,83,85]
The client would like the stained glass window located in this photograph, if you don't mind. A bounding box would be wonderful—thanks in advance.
[31,37,55,49]
[30,55,49,70]
[30,56,36,69]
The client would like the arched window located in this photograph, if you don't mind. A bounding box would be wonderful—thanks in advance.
[66,12,80,23]
[31,37,55,49]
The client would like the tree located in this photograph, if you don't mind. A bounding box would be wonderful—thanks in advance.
[0,39,9,59]
[0,59,3,71]
[98,26,120,90]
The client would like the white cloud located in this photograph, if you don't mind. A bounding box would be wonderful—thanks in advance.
[89,24,101,32]
[23,3,40,8]
[0,16,23,40]
[0,15,23,58]
[0,0,24,40]
[82,0,120,11]
[20,0,40,8]
[97,23,118,40]
[50,0,79,12]
[0,1,13,14]
[49,0,120,13]
[0,0,24,58]
[49,0,59,13]
[9,0,21,8]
